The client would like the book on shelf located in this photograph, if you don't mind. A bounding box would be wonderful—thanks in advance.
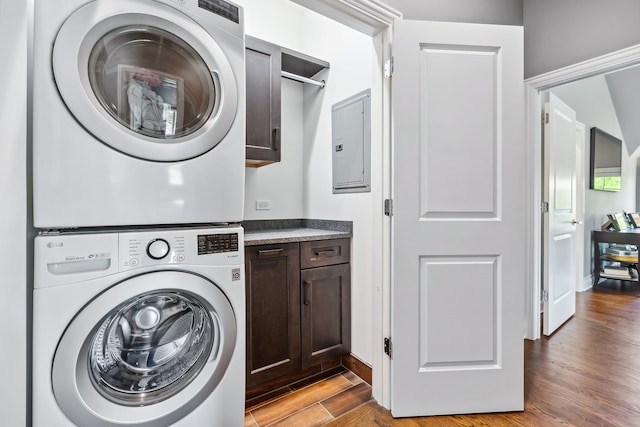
[602,265,635,279]
[604,265,628,274]
[629,212,640,228]
[605,245,638,262]
[608,212,631,231]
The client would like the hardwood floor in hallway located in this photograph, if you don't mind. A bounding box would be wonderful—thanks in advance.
[249,280,640,426]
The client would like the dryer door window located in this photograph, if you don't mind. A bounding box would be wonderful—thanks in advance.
[88,26,215,141]
[88,291,216,405]
[52,0,241,161]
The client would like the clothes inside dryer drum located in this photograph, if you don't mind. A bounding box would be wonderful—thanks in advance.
[88,25,216,140]
[88,291,217,406]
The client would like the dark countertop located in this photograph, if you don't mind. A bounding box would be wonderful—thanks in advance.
[243,219,352,246]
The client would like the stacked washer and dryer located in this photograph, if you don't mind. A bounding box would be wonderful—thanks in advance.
[31,0,247,425]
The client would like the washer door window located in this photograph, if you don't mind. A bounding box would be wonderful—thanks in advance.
[53,0,239,161]
[52,272,237,427]
[89,291,214,406]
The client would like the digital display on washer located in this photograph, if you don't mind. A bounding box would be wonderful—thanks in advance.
[198,233,239,254]
[198,0,239,23]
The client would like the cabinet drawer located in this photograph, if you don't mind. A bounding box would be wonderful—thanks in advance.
[300,238,350,269]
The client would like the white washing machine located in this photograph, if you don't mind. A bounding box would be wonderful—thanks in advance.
[32,0,245,228]
[33,226,245,426]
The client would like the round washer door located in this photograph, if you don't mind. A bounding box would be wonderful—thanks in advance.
[52,271,237,427]
[53,0,239,161]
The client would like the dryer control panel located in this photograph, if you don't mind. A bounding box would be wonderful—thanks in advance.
[198,0,240,23]
[198,233,239,254]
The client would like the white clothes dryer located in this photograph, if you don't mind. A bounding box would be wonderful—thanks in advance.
[33,226,245,426]
[32,0,245,228]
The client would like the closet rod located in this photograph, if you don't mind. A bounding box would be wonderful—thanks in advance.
[281,71,326,89]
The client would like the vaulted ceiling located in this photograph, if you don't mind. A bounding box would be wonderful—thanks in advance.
[605,67,640,157]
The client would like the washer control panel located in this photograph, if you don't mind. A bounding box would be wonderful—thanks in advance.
[119,226,243,270]
[123,234,186,268]
[35,226,244,287]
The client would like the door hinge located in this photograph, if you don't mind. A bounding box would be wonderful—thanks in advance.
[542,290,549,302]
[384,337,392,358]
[384,199,393,216]
[544,112,549,124]
[384,57,394,78]
[541,201,549,213]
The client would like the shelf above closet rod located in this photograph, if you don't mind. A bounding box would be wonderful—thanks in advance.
[281,70,326,89]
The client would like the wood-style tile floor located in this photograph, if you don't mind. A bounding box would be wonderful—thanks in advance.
[244,370,372,427]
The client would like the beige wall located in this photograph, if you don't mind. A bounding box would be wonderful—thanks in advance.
[524,0,640,78]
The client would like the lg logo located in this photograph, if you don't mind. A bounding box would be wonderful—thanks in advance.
[46,242,64,248]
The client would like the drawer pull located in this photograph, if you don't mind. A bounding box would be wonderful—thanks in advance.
[314,248,337,257]
[273,127,281,151]
[257,248,284,257]
[303,281,312,305]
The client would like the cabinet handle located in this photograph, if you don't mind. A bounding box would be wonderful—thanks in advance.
[257,248,284,257]
[314,248,337,257]
[273,127,281,151]
[303,281,312,305]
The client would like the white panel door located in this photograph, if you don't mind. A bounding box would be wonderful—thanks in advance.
[391,20,524,416]
[543,93,577,335]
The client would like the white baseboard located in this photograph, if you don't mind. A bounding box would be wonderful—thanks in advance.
[577,275,593,292]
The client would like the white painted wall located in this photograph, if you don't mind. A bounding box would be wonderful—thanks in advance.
[238,0,306,52]
[244,79,304,219]
[551,75,638,278]
[300,10,377,367]
[0,0,28,425]
[237,0,377,364]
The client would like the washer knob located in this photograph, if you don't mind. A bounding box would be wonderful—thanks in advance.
[147,239,170,260]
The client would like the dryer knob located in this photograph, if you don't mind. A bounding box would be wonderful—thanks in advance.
[147,239,170,260]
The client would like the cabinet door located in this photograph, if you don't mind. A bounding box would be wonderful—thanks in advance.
[245,243,300,387]
[300,263,351,369]
[245,36,281,166]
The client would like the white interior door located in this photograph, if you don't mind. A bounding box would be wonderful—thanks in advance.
[391,20,525,416]
[543,93,577,335]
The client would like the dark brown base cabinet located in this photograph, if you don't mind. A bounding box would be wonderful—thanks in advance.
[245,243,300,387]
[245,239,351,390]
[300,263,351,369]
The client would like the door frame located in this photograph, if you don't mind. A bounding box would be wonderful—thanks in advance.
[524,44,640,340]
[290,0,400,409]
